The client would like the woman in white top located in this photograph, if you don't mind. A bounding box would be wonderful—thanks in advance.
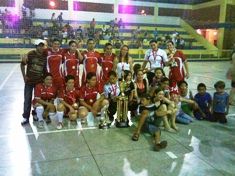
[142,39,169,85]
[116,45,133,79]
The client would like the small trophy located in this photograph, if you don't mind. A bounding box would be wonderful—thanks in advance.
[115,79,132,128]
[99,104,111,129]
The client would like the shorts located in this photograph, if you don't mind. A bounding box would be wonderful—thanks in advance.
[231,81,235,88]
[213,112,227,123]
[143,123,160,135]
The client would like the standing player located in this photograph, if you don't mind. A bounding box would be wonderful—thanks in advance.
[166,40,189,89]
[81,38,101,85]
[45,38,65,91]
[99,43,118,86]
[63,40,83,88]
[21,39,47,125]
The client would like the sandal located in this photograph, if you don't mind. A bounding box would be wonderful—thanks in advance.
[132,133,139,141]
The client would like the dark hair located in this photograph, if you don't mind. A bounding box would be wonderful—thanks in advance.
[43,72,53,79]
[197,83,206,90]
[52,38,60,43]
[86,72,96,80]
[149,39,157,44]
[133,63,141,74]
[109,70,117,77]
[154,87,164,95]
[214,81,225,89]
[69,40,77,46]
[118,45,129,63]
[65,75,75,82]
[87,38,94,44]
[160,77,169,83]
[178,80,188,87]
[104,42,112,49]
[123,70,132,80]
[167,40,174,45]
[140,93,152,100]
[154,67,165,76]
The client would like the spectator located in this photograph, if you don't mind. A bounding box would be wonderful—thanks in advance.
[153,27,158,39]
[57,12,63,28]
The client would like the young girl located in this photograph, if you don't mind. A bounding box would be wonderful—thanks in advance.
[132,89,170,151]
[134,69,149,100]
[213,81,229,123]
[170,90,193,125]
[151,67,165,88]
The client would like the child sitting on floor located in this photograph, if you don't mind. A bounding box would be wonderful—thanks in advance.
[132,89,171,151]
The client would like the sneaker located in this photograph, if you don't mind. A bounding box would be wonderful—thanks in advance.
[45,117,51,124]
[33,115,38,122]
[159,140,168,149]
[21,118,29,126]
[56,122,63,130]
[37,120,44,129]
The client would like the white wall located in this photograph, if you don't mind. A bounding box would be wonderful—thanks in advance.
[0,0,181,25]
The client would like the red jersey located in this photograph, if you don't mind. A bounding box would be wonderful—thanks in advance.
[169,50,186,83]
[82,50,100,81]
[63,51,80,77]
[100,53,116,83]
[33,83,57,105]
[59,88,80,105]
[80,84,103,106]
[46,48,65,79]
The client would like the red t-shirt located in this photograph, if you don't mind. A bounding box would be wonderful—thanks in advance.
[63,51,80,77]
[33,83,57,104]
[45,48,66,79]
[59,88,80,105]
[82,50,100,74]
[169,50,186,83]
[100,53,116,82]
[80,84,103,106]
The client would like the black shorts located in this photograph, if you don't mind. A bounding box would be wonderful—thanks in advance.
[231,81,235,88]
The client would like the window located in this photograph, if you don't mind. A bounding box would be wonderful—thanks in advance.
[73,1,114,13]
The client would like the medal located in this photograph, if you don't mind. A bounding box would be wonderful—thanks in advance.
[91,64,95,68]
[72,66,75,69]
[89,99,93,103]
[105,67,108,71]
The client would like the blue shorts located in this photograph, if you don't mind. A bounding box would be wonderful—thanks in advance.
[143,123,160,135]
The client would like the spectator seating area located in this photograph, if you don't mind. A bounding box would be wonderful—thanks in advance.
[0,19,218,62]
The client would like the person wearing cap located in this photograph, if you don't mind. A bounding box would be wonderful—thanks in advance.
[142,38,169,85]
[21,39,47,125]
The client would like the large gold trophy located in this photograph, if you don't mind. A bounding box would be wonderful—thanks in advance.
[114,79,132,128]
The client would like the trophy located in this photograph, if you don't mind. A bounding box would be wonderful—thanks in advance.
[99,104,111,129]
[114,79,132,128]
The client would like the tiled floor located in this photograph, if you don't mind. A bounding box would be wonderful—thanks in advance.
[0,62,234,176]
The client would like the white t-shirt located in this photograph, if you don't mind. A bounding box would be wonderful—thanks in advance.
[144,48,168,71]
[104,82,120,98]
[117,62,130,78]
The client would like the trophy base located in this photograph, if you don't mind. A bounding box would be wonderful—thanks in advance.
[116,120,129,128]
[99,122,111,129]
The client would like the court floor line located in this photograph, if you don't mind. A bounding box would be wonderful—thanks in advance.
[0,64,18,90]
[0,126,98,139]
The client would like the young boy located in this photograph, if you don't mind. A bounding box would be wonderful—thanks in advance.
[132,90,169,151]
[213,81,229,123]
[194,83,213,121]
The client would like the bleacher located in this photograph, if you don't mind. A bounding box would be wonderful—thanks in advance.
[0,19,219,63]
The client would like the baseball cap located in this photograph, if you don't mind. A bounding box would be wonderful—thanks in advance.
[34,39,45,46]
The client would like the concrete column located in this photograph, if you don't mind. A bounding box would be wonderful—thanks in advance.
[217,0,227,52]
